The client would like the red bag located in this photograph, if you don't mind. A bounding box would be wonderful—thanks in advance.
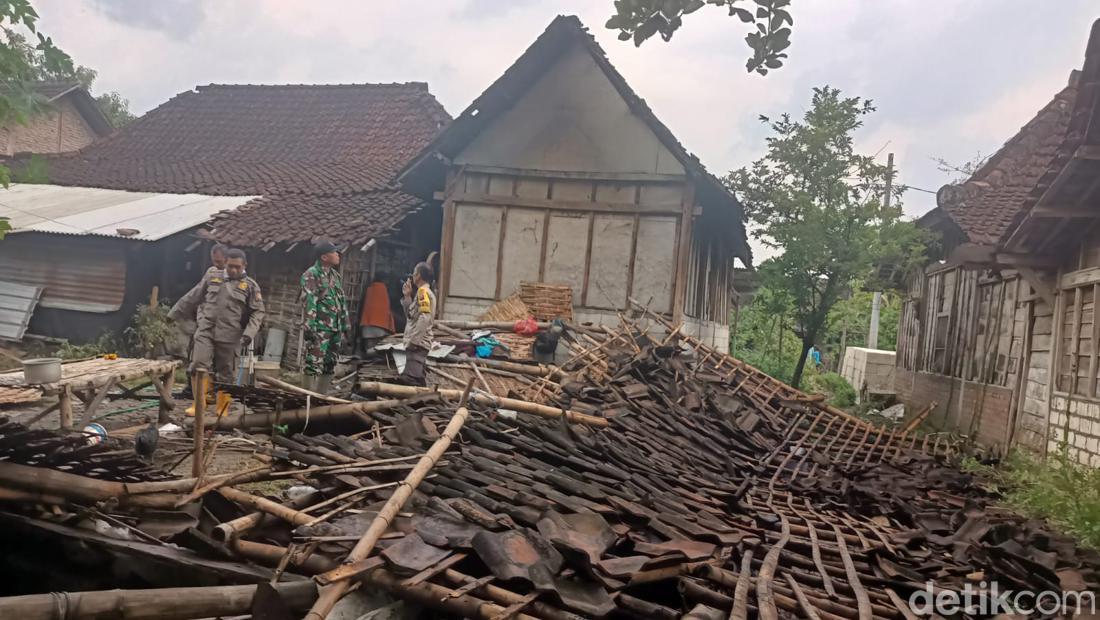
[513,316,538,336]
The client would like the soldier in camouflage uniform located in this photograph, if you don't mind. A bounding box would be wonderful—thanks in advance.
[300,242,349,393]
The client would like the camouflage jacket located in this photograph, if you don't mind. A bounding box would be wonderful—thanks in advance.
[300,262,349,334]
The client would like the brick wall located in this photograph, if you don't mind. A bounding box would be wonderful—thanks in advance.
[895,367,1014,451]
[0,98,99,155]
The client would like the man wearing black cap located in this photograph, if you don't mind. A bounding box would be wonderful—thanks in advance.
[299,242,349,393]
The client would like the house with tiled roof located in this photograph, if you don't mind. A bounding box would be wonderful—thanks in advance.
[0,82,449,347]
[400,15,750,348]
[1,14,750,363]
[896,18,1100,466]
[0,81,112,156]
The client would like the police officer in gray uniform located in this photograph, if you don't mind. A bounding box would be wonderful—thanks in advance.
[171,249,265,415]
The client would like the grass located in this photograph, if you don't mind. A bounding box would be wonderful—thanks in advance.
[962,447,1100,549]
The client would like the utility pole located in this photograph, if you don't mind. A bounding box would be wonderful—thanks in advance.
[867,152,893,351]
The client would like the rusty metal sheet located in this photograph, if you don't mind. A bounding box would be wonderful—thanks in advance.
[472,528,563,591]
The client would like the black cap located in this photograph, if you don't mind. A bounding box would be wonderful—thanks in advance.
[315,241,339,256]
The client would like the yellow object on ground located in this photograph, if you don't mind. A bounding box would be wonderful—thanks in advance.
[185,374,212,417]
[215,391,233,417]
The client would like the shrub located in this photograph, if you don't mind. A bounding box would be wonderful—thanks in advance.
[125,302,175,358]
[805,371,857,408]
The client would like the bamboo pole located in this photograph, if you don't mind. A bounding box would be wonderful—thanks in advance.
[204,397,418,430]
[0,582,318,620]
[438,354,563,380]
[192,370,207,478]
[305,381,476,620]
[218,487,315,528]
[358,381,608,428]
[0,461,182,508]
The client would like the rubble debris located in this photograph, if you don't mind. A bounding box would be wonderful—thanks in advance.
[0,311,1097,619]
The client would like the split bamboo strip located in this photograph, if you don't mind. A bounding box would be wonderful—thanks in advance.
[304,382,475,620]
[257,375,351,404]
[192,370,207,478]
[358,381,608,428]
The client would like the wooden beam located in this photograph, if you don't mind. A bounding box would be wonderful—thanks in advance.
[436,191,683,215]
[1075,144,1100,160]
[1030,204,1100,218]
[1018,266,1057,310]
[1060,266,1100,289]
[672,182,696,324]
[458,164,686,183]
[993,252,1059,268]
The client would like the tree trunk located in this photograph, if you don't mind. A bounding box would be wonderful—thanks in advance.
[790,339,814,388]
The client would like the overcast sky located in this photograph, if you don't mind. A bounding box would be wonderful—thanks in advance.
[34,0,1098,255]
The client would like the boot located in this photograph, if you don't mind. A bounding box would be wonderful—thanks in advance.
[185,375,212,416]
[215,391,233,417]
[317,374,333,395]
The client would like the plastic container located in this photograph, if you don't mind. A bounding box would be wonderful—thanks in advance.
[22,358,62,384]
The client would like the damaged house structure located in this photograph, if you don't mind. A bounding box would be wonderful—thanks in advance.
[896,19,1100,466]
[8,15,749,359]
[399,16,752,350]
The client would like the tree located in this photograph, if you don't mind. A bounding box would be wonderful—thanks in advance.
[728,86,927,387]
[8,30,134,127]
[94,90,135,127]
[605,0,792,75]
[0,0,75,237]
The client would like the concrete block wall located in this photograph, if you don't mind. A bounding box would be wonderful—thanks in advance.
[841,347,896,402]
[1049,395,1100,466]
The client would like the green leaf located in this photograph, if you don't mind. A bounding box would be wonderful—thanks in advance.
[618,30,633,41]
[733,7,754,22]
[683,0,705,14]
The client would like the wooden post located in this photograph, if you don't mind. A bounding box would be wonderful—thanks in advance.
[155,371,176,424]
[149,285,159,307]
[671,182,696,325]
[58,385,73,430]
[305,382,475,620]
[191,370,207,478]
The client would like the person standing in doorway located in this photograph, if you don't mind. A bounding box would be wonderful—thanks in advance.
[400,260,435,386]
[300,242,349,393]
[171,249,265,415]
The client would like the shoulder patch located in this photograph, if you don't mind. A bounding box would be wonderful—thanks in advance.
[238,281,249,290]
[417,287,432,313]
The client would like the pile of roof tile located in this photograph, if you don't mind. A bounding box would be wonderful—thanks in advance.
[0,311,1098,619]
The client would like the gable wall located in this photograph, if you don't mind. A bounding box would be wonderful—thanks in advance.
[455,44,685,176]
[0,98,100,156]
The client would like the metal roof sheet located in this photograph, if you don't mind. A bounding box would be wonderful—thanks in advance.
[0,280,42,341]
[0,184,257,241]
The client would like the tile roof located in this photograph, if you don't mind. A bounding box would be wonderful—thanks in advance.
[398,15,751,266]
[936,74,1079,246]
[36,82,451,245]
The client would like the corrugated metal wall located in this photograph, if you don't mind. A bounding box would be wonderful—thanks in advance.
[0,234,126,313]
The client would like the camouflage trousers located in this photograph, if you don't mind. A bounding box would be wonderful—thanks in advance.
[304,328,341,376]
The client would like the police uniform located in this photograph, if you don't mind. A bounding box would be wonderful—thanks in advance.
[172,270,265,382]
[300,261,349,378]
[169,265,225,360]
[400,283,435,385]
